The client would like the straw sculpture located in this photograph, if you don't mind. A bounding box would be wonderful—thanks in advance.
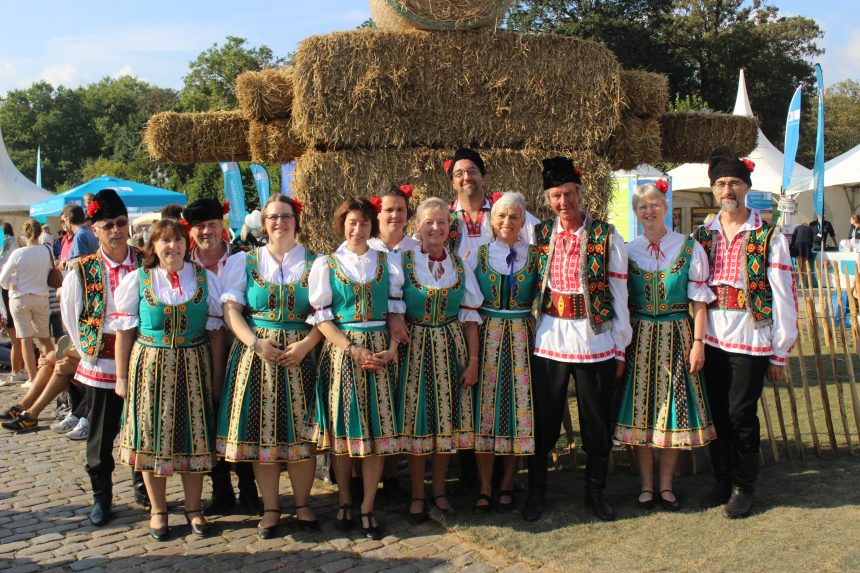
[292,147,611,253]
[660,112,758,163]
[620,70,669,118]
[144,111,249,164]
[248,119,305,164]
[292,29,622,151]
[602,117,662,170]
[368,0,514,31]
[236,67,294,121]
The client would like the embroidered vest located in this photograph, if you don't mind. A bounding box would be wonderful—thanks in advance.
[76,249,143,364]
[445,195,496,254]
[327,253,389,324]
[402,249,466,326]
[628,237,695,322]
[535,217,615,334]
[475,244,540,319]
[244,248,315,330]
[137,264,208,348]
[693,222,775,327]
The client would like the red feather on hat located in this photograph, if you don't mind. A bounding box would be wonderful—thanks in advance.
[87,201,101,218]
[222,201,231,215]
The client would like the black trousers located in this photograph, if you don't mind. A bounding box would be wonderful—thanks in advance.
[532,356,617,460]
[84,385,125,478]
[704,345,769,489]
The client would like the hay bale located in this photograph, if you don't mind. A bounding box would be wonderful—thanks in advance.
[236,68,294,121]
[292,29,622,151]
[368,0,514,31]
[248,120,306,164]
[660,112,758,163]
[602,117,662,170]
[144,111,249,163]
[292,147,612,253]
[620,70,668,118]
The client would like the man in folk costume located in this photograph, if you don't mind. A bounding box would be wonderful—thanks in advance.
[180,197,260,516]
[524,157,632,522]
[59,188,146,526]
[695,146,797,519]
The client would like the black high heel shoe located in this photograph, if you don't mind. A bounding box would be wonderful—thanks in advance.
[407,497,428,526]
[294,504,320,532]
[184,508,210,537]
[257,508,282,539]
[334,503,353,532]
[360,511,383,540]
[149,511,170,542]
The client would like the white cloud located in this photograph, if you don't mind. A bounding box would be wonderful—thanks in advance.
[40,63,88,88]
[112,64,136,79]
[824,26,860,84]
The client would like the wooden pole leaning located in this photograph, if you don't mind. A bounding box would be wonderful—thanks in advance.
[821,261,855,453]
[844,262,860,352]
[782,363,806,459]
[795,267,821,456]
[758,390,780,462]
[831,262,860,443]
[805,259,839,454]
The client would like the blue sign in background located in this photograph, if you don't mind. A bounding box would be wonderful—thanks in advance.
[220,162,247,231]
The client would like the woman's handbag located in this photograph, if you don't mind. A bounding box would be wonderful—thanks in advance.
[46,245,64,289]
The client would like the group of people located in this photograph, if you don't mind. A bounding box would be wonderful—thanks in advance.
[0,143,797,543]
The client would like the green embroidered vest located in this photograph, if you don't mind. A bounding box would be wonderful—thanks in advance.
[475,244,540,319]
[76,248,143,364]
[535,217,615,334]
[327,252,389,325]
[402,249,466,326]
[628,237,695,322]
[137,264,208,348]
[693,221,775,326]
[244,248,315,330]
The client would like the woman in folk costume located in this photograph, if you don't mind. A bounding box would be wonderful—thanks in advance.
[469,192,540,514]
[614,181,716,511]
[368,184,420,256]
[216,194,322,538]
[306,197,402,540]
[114,219,225,541]
[394,197,484,524]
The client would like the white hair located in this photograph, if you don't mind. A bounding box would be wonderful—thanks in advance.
[415,197,449,226]
[631,184,668,211]
[490,191,527,221]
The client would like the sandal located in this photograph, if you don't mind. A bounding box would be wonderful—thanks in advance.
[408,497,428,525]
[335,503,353,532]
[360,511,383,540]
[472,493,492,515]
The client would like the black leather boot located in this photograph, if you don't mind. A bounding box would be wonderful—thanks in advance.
[132,470,150,509]
[583,456,615,522]
[724,452,758,519]
[204,460,236,516]
[521,455,547,522]
[723,486,755,519]
[701,438,733,508]
[236,464,263,516]
[87,468,113,527]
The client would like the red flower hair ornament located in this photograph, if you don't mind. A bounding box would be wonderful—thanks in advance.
[369,196,382,214]
[399,184,414,199]
[443,159,454,173]
[491,192,503,203]
[741,158,756,173]
[87,200,101,218]
[291,198,303,215]
[655,179,669,194]
[179,219,192,234]
[574,167,583,176]
[222,201,231,215]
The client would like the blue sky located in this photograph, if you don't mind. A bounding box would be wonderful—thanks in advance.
[0,0,857,96]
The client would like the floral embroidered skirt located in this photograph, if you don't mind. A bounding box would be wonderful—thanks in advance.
[306,326,400,457]
[474,314,536,455]
[614,316,716,448]
[397,321,474,455]
[216,326,317,463]
[119,341,214,475]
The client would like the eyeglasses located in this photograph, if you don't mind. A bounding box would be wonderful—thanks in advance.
[266,214,295,222]
[94,218,129,231]
[713,180,745,191]
[452,168,481,179]
[636,203,664,212]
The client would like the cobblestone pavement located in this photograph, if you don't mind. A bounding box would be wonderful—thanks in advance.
[0,383,543,573]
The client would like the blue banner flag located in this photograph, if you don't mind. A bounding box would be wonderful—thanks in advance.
[280,162,295,197]
[813,64,825,219]
[249,163,270,206]
[36,146,42,188]
[220,162,247,231]
[781,87,802,194]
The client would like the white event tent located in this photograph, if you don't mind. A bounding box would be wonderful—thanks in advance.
[0,127,54,228]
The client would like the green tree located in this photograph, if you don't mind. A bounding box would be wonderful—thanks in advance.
[178,36,286,111]
[797,79,860,166]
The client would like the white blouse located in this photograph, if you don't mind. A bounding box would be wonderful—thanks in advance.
[626,230,716,303]
[111,264,224,331]
[467,239,531,275]
[391,249,484,324]
[368,235,419,254]
[220,245,318,306]
[307,244,405,326]
[449,198,539,265]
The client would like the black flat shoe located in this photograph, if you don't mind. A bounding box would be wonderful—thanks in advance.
[149,511,170,542]
[432,494,455,517]
[659,490,680,512]
[184,508,210,537]
[638,489,655,510]
[257,508,281,539]
[495,490,515,513]
[472,493,492,515]
[334,503,353,532]
[360,511,383,540]
[294,504,320,532]
[407,497,428,526]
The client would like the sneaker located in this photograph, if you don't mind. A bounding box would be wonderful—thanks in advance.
[0,405,22,420]
[66,417,89,441]
[2,412,39,433]
[13,369,28,381]
[20,380,33,389]
[51,413,80,434]
[55,405,71,421]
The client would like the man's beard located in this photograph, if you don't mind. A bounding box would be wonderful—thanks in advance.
[720,199,739,213]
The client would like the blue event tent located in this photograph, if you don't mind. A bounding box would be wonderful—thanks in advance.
[29,175,186,220]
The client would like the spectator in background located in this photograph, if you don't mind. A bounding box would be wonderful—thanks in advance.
[848,214,860,240]
[39,224,54,246]
[64,204,99,266]
[83,193,95,207]
[160,204,184,220]
[810,216,837,251]
[0,222,26,383]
